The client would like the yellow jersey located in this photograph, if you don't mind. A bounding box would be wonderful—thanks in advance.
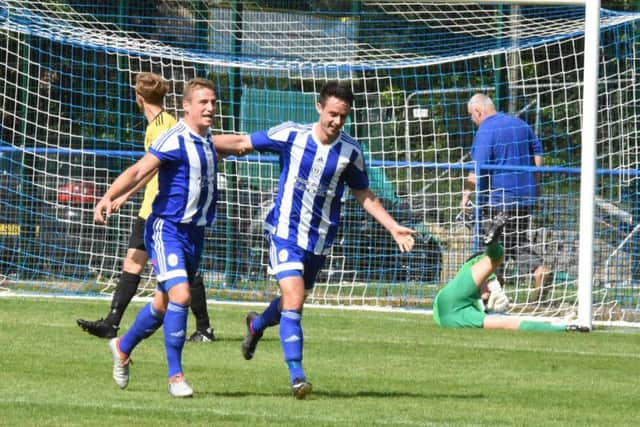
[138,111,177,219]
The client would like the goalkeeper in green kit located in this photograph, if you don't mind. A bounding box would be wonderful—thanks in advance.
[433,212,589,332]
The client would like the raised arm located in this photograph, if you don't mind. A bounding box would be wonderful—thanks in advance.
[94,152,161,224]
[351,187,415,253]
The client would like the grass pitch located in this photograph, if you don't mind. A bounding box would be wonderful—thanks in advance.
[1,296,639,426]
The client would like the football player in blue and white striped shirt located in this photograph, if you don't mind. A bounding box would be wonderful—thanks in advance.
[216,80,416,399]
[94,78,246,398]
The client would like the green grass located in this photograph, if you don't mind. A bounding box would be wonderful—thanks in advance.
[1,297,640,426]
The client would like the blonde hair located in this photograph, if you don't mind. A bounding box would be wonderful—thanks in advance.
[135,72,168,105]
[183,77,216,101]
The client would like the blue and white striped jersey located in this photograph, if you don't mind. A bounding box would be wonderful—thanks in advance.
[148,120,218,227]
[251,121,369,255]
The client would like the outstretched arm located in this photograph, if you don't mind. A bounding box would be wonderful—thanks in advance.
[213,134,254,157]
[94,152,161,224]
[351,188,415,253]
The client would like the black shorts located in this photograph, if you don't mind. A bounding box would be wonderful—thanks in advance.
[127,216,146,251]
[483,206,543,274]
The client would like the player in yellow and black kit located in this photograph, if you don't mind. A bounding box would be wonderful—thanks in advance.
[77,73,216,342]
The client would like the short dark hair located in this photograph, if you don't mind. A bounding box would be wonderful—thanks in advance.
[318,80,354,108]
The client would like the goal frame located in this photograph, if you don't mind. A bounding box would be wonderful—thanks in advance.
[407,0,600,328]
[0,1,611,327]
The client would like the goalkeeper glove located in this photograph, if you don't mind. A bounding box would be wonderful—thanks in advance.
[486,279,510,313]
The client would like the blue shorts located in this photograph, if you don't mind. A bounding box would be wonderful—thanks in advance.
[145,215,204,292]
[267,234,326,290]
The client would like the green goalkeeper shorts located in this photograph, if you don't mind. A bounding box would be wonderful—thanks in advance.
[433,261,486,328]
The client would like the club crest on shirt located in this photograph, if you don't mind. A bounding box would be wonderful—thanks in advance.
[311,157,324,179]
[278,249,289,263]
[168,253,179,267]
[197,175,216,189]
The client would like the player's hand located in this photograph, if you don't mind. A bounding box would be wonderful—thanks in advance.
[110,195,129,213]
[94,196,113,225]
[487,288,510,313]
[391,225,416,253]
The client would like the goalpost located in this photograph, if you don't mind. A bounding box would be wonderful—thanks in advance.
[578,0,600,330]
[1,1,639,327]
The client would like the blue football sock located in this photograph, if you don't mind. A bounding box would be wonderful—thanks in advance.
[119,303,163,356]
[279,309,305,383]
[252,296,281,332]
[164,301,189,378]
[286,360,304,384]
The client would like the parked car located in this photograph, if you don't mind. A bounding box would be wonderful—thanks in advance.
[56,180,97,205]
[208,184,442,285]
[0,151,47,278]
[330,197,442,284]
[41,177,107,278]
[0,168,24,275]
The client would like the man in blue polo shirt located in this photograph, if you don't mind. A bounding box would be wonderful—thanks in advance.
[461,93,550,302]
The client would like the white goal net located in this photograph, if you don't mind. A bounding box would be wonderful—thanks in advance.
[1,1,639,324]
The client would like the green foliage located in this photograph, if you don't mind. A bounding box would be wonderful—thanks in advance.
[2,297,640,426]
[603,0,640,11]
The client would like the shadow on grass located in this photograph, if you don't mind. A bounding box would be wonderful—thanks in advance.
[313,390,486,399]
[196,390,485,399]
[197,336,278,344]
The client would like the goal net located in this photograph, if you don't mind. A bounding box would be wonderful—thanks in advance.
[1,1,639,324]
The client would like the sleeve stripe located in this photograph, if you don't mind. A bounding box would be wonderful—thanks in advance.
[152,121,184,151]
